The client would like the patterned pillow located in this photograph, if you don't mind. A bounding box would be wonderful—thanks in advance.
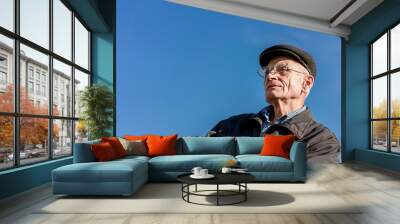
[118,138,147,156]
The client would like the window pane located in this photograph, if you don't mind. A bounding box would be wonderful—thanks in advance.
[20,117,49,165]
[391,120,400,153]
[0,0,14,31]
[372,76,387,119]
[372,121,387,151]
[75,120,88,143]
[391,72,400,118]
[372,33,387,76]
[0,116,13,170]
[74,69,89,118]
[20,44,49,115]
[74,17,89,70]
[0,34,14,112]
[20,0,49,49]
[53,119,72,157]
[391,24,400,70]
[53,59,72,117]
[53,0,72,60]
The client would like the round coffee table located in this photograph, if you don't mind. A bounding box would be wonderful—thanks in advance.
[177,173,255,206]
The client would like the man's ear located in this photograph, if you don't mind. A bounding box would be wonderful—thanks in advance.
[302,75,314,95]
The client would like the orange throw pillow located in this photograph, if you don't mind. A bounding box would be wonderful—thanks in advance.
[259,134,296,159]
[146,134,178,157]
[91,142,117,161]
[124,135,149,141]
[101,137,127,158]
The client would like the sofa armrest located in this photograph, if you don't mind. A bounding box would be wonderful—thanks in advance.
[73,140,100,163]
[289,141,307,181]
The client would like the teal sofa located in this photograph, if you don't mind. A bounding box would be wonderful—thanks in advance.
[52,137,306,196]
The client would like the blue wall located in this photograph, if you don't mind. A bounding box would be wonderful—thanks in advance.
[345,0,400,170]
[92,32,115,135]
[116,0,341,139]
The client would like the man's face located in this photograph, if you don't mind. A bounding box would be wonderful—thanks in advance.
[263,56,312,102]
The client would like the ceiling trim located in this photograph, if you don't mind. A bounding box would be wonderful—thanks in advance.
[166,0,351,38]
[330,0,368,28]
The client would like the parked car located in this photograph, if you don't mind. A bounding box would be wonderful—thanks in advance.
[8,150,32,160]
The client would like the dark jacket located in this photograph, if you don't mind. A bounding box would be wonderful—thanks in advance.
[207,108,341,163]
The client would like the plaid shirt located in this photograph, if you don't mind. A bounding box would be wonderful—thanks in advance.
[260,105,307,134]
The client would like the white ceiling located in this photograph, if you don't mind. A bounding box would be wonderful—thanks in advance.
[166,0,384,39]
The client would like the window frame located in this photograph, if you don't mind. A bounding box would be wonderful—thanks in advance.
[370,20,400,154]
[0,0,92,171]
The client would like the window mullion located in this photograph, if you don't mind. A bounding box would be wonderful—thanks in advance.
[388,30,391,153]
[13,0,20,167]
[48,0,53,160]
[370,45,373,149]
[71,10,76,155]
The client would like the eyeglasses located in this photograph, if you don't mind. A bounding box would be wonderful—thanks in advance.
[257,64,307,79]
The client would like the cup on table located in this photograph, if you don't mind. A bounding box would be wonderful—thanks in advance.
[199,168,208,176]
[191,167,202,176]
[221,167,232,174]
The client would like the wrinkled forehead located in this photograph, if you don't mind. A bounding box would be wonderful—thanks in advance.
[267,56,304,69]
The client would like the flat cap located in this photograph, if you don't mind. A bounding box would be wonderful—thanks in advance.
[259,44,316,77]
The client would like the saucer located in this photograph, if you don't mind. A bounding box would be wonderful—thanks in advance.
[190,174,215,179]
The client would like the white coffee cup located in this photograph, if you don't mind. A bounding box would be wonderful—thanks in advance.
[200,169,208,176]
[191,167,202,176]
[221,167,232,174]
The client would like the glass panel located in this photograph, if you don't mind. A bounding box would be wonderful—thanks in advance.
[391,120,400,153]
[0,0,14,31]
[0,116,13,170]
[0,34,14,112]
[20,117,49,165]
[20,0,49,49]
[75,120,88,143]
[20,44,49,115]
[53,0,72,60]
[53,59,72,117]
[372,33,387,76]
[391,24,400,70]
[372,76,387,119]
[53,119,72,158]
[372,121,388,151]
[74,69,89,118]
[391,72,400,118]
[74,17,89,70]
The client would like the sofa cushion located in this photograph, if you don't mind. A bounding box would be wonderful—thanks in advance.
[236,155,293,172]
[52,158,147,183]
[179,137,235,155]
[148,154,235,172]
[235,137,264,155]
[73,139,100,163]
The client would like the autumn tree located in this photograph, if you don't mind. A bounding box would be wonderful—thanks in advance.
[0,84,60,152]
[372,99,400,144]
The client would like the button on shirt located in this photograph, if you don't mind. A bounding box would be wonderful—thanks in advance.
[260,105,307,135]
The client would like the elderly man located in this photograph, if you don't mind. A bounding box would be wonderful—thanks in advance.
[207,44,341,163]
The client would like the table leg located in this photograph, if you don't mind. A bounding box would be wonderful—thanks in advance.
[195,184,197,192]
[187,184,190,202]
[217,184,219,206]
[245,183,247,201]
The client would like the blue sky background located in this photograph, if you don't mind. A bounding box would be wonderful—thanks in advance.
[116,0,341,138]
